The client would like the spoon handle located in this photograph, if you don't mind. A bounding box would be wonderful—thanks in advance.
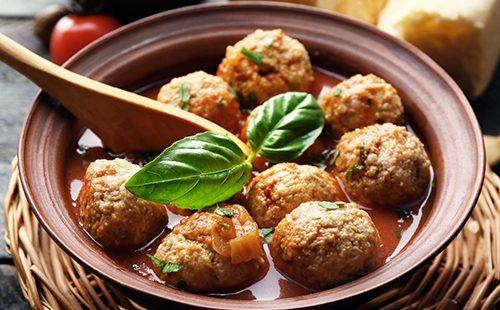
[0,33,249,154]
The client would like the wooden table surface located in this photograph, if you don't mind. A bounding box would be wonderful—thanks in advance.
[0,12,499,309]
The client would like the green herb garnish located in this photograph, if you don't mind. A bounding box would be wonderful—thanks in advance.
[332,88,342,97]
[241,47,263,65]
[263,37,274,48]
[318,201,345,210]
[259,227,274,244]
[214,206,233,218]
[330,149,340,166]
[345,146,366,180]
[246,92,324,163]
[147,254,182,275]
[125,132,252,209]
[127,92,325,210]
[179,83,191,110]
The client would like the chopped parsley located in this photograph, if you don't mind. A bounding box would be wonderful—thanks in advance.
[214,206,233,218]
[345,146,367,180]
[241,47,263,65]
[263,37,274,48]
[332,87,342,97]
[179,83,191,110]
[330,149,340,166]
[147,254,182,275]
[318,201,345,211]
[259,227,274,244]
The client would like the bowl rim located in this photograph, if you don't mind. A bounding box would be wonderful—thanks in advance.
[18,1,485,308]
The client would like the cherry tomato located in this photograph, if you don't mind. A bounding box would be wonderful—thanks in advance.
[50,14,121,65]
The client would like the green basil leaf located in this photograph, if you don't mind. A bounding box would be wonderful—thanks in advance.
[125,132,252,209]
[246,92,324,163]
[147,254,182,274]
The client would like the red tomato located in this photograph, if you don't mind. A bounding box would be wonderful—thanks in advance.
[50,14,121,65]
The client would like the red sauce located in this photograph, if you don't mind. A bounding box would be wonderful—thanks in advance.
[65,67,434,300]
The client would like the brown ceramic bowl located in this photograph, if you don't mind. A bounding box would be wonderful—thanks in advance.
[18,2,484,309]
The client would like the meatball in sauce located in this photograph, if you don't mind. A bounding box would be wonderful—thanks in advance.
[67,29,434,300]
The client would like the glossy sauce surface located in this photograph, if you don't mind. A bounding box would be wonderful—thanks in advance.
[65,68,433,300]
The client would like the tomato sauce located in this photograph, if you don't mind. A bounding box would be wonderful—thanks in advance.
[65,67,434,300]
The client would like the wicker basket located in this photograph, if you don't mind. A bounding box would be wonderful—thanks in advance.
[4,157,500,309]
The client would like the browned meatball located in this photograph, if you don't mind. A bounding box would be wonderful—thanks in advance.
[78,158,167,249]
[334,123,431,207]
[152,205,269,293]
[246,163,342,228]
[319,74,404,137]
[217,29,314,107]
[270,201,381,289]
[157,71,241,133]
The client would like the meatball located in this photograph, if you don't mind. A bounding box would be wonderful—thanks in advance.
[157,71,241,133]
[334,123,431,207]
[152,205,268,293]
[246,163,342,227]
[78,158,167,249]
[217,29,314,107]
[319,74,404,137]
[270,201,381,289]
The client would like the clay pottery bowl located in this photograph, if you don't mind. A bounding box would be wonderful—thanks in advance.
[18,2,485,309]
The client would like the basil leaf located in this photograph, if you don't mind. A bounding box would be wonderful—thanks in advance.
[147,254,182,274]
[246,92,324,163]
[241,47,263,65]
[259,227,274,244]
[125,132,252,209]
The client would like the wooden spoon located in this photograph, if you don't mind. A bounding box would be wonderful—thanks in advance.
[0,33,249,154]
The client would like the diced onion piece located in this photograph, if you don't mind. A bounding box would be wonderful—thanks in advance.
[211,218,236,258]
[229,230,263,264]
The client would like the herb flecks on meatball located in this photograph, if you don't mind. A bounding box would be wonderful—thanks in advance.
[334,123,431,207]
[152,205,269,293]
[319,74,404,137]
[157,71,242,133]
[217,29,314,107]
[270,201,381,289]
[78,158,167,249]
[246,163,342,228]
